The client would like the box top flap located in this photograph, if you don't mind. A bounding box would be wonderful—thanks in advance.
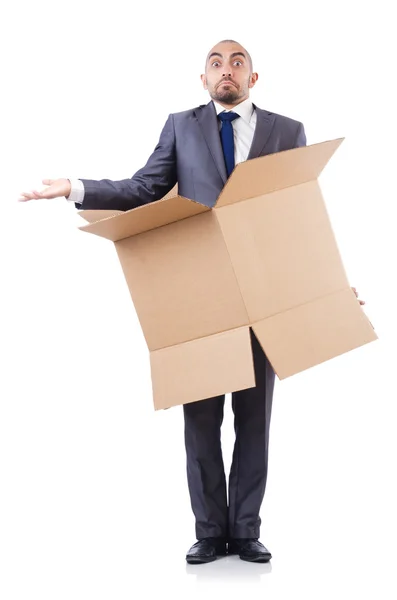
[78,195,210,241]
[215,138,344,208]
[77,209,124,223]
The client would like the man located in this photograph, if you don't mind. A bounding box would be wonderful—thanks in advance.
[19,39,365,565]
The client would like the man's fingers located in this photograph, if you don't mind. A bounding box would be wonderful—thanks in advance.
[18,192,38,201]
[351,286,366,305]
[18,178,67,202]
[18,190,45,201]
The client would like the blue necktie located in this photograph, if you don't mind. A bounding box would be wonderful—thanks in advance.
[218,111,240,177]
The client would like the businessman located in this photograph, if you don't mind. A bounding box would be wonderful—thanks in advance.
[19,39,365,564]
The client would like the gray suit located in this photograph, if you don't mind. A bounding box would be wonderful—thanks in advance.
[77,100,306,540]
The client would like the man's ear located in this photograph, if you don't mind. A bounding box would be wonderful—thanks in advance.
[248,72,259,89]
[200,74,208,90]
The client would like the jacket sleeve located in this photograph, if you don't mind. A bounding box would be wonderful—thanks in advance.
[293,122,307,148]
[78,114,177,211]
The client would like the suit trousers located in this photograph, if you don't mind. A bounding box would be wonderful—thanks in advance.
[183,329,275,540]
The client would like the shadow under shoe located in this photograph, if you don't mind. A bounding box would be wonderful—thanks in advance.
[186,538,227,564]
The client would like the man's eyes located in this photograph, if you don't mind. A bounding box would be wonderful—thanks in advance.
[211,60,243,67]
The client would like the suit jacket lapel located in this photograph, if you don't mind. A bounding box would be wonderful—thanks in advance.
[195,101,227,184]
[248,105,276,159]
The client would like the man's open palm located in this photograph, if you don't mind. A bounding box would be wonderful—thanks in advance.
[18,178,71,202]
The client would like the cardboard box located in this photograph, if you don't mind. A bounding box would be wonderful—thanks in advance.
[77,138,377,410]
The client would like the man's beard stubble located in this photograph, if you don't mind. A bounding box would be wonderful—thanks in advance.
[211,82,242,105]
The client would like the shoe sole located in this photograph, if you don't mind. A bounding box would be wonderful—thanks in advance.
[186,552,227,564]
[239,554,272,563]
[186,556,217,564]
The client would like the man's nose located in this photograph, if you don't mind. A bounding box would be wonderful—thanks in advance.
[221,65,233,77]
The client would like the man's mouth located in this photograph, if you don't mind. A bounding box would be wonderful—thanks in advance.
[218,80,236,87]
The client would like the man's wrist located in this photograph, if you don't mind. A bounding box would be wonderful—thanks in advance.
[66,179,85,204]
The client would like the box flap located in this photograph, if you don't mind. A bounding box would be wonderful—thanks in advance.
[115,211,249,350]
[252,288,377,379]
[150,327,256,410]
[78,195,210,241]
[77,209,124,223]
[77,184,179,224]
[161,183,179,200]
[215,138,344,208]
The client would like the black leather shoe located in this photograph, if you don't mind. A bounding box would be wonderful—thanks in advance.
[228,538,272,562]
[186,538,227,564]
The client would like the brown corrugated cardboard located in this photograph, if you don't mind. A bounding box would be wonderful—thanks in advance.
[150,327,255,410]
[113,212,248,350]
[78,138,377,410]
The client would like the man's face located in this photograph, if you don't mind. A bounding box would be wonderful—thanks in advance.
[201,42,258,107]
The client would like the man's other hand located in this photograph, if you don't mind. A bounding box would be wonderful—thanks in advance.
[352,287,365,306]
[18,178,72,202]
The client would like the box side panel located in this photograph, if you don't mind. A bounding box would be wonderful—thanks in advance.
[217,180,349,322]
[115,211,249,350]
[150,327,256,410]
[79,195,209,241]
[252,288,378,379]
[215,138,344,207]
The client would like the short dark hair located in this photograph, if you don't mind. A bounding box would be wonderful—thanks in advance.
[207,40,253,72]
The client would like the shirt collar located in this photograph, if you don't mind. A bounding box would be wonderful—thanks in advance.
[213,97,255,124]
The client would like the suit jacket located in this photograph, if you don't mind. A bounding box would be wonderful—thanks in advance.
[78,101,306,211]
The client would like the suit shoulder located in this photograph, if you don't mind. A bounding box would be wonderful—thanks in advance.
[169,104,206,121]
[258,107,303,127]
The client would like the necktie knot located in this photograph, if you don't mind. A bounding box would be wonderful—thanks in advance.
[218,111,240,123]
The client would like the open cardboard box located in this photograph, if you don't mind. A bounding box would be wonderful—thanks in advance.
[78,138,377,410]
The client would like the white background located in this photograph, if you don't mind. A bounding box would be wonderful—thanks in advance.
[1,0,396,598]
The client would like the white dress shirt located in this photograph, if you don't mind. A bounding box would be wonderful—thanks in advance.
[212,97,257,166]
[66,98,257,205]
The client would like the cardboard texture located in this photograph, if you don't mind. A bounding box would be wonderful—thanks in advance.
[78,138,377,410]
